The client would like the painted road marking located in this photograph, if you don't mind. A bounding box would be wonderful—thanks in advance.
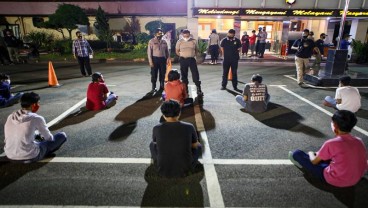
[190,85,225,208]
[278,85,368,136]
[46,98,87,128]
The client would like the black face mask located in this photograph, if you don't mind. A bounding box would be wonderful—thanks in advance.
[156,36,162,40]
[302,35,308,39]
[78,35,82,39]
[228,36,234,39]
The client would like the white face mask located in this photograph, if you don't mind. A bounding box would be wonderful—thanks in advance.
[4,79,10,85]
[183,37,189,41]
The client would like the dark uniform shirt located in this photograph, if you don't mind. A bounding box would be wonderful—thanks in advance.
[315,39,325,54]
[293,38,315,58]
[220,37,242,61]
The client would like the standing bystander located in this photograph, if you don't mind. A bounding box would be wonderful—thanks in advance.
[73,31,93,77]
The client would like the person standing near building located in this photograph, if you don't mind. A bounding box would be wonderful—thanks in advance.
[162,29,172,53]
[148,28,170,92]
[208,29,220,64]
[175,29,203,96]
[73,31,93,77]
[248,30,257,57]
[255,27,262,56]
[291,29,315,85]
[220,29,242,91]
[4,30,20,64]
[340,34,352,71]
[241,31,249,57]
[312,33,327,70]
[258,27,267,58]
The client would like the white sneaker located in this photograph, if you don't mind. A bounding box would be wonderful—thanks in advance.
[288,151,302,168]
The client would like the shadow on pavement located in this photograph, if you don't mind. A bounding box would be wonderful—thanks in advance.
[356,108,368,119]
[304,173,368,207]
[0,162,47,191]
[246,102,326,138]
[49,107,102,131]
[109,91,162,141]
[141,164,205,207]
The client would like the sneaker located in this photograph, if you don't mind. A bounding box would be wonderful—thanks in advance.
[220,86,226,90]
[288,151,302,168]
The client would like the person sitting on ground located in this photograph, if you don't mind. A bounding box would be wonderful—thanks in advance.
[86,72,118,111]
[163,70,193,107]
[149,100,202,178]
[235,74,270,113]
[289,110,367,187]
[323,76,361,113]
[3,92,67,162]
[0,73,23,108]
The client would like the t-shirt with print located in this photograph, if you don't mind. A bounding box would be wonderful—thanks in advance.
[242,83,269,113]
[335,86,361,113]
[164,80,187,106]
[86,82,109,110]
[293,38,315,58]
[317,134,368,187]
[152,121,198,178]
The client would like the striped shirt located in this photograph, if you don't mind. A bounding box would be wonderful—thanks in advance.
[73,38,93,57]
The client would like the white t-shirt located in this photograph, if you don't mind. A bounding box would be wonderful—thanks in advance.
[335,86,361,113]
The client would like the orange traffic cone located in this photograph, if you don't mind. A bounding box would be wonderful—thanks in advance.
[228,67,232,81]
[48,61,60,87]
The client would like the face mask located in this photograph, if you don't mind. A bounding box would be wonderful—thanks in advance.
[302,35,308,39]
[4,79,10,85]
[228,36,234,39]
[31,103,40,113]
[183,37,189,41]
[78,35,82,39]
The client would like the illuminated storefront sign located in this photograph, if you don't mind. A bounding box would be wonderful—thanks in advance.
[193,8,368,17]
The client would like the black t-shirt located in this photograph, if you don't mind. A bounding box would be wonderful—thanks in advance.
[315,39,325,55]
[152,121,198,178]
[220,37,242,61]
[293,38,315,58]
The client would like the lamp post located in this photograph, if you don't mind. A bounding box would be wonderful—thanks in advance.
[336,0,350,49]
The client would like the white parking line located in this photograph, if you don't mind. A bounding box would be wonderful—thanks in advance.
[46,98,87,127]
[190,85,225,208]
[278,85,368,136]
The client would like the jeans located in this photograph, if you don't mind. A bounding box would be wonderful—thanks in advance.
[235,94,270,109]
[222,59,238,88]
[31,132,67,162]
[209,45,219,63]
[77,56,92,76]
[324,96,338,109]
[105,92,118,108]
[151,56,167,89]
[149,141,201,168]
[0,92,23,108]
[291,149,328,183]
[259,42,266,57]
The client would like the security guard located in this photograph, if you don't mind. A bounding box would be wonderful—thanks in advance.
[147,28,170,92]
[175,29,203,96]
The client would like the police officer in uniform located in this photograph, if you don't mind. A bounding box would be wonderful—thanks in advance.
[175,29,203,97]
[147,28,170,92]
[220,29,242,91]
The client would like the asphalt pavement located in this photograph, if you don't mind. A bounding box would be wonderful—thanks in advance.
[0,60,367,208]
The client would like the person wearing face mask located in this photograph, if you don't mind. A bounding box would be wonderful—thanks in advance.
[311,33,327,70]
[73,31,93,77]
[147,28,170,92]
[175,29,203,97]
[257,27,267,58]
[0,73,23,108]
[291,29,316,86]
[241,31,249,57]
[289,110,367,188]
[323,76,361,113]
[3,30,20,64]
[220,29,242,91]
[248,30,257,57]
[3,92,67,162]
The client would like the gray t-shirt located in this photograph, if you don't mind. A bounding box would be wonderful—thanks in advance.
[242,83,269,113]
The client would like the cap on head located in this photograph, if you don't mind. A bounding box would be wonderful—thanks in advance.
[320,33,327,37]
[212,29,217,33]
[182,29,190,34]
[309,31,314,36]
[155,28,163,36]
[92,72,102,82]
[228,29,236,34]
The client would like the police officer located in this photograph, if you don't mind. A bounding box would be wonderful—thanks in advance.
[220,29,242,91]
[175,29,203,96]
[147,28,170,92]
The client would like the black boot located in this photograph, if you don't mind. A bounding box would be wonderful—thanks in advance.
[150,83,156,93]
[196,85,203,96]
[196,85,204,105]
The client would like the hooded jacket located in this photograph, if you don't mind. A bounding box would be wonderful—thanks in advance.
[4,109,53,160]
